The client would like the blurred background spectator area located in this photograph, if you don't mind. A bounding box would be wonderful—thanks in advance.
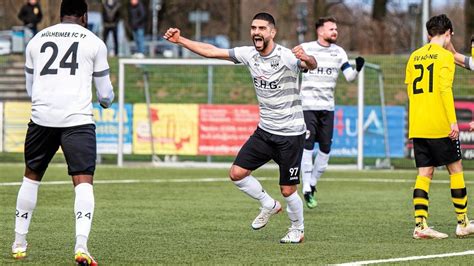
[0,0,471,55]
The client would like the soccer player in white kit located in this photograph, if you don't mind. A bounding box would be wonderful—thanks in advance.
[299,17,365,208]
[446,37,474,131]
[11,0,114,265]
[164,12,317,243]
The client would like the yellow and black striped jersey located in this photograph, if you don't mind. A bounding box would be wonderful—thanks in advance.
[405,43,456,138]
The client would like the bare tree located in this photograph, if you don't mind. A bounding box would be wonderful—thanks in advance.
[311,0,344,40]
[372,0,388,21]
[465,0,474,52]
[312,0,327,24]
[228,0,241,44]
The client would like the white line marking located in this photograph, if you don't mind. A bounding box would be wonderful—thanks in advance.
[336,250,474,265]
[0,177,274,186]
[2,175,473,264]
[0,176,467,187]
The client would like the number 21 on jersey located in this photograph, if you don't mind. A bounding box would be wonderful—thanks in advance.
[412,63,434,94]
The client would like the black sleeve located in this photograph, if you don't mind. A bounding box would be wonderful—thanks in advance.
[35,5,43,24]
[139,3,147,24]
[17,6,26,22]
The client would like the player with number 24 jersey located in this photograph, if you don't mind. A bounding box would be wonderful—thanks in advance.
[12,1,113,264]
[25,22,113,127]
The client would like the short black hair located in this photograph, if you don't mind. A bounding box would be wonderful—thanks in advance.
[315,16,337,30]
[426,14,453,37]
[253,12,276,27]
[60,0,88,18]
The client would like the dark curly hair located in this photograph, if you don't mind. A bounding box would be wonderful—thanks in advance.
[60,0,88,18]
[426,14,453,37]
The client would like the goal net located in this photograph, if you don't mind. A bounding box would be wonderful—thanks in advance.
[114,58,400,170]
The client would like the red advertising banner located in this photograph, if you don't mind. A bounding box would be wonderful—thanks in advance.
[198,104,259,155]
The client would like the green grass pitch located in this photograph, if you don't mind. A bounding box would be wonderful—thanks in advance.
[1,164,474,264]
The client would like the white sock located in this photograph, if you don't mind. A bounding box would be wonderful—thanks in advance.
[74,183,94,252]
[311,150,330,187]
[233,175,275,210]
[14,177,40,245]
[301,149,313,193]
[285,191,304,229]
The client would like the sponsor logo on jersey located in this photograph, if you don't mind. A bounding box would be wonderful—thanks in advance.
[270,59,280,70]
[253,77,278,89]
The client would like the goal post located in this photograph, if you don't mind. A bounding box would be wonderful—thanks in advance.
[116,58,388,170]
[117,58,234,167]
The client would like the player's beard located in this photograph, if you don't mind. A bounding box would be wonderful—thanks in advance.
[325,35,337,44]
[252,35,268,51]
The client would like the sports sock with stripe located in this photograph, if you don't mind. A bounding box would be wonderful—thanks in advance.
[450,172,469,226]
[413,175,430,228]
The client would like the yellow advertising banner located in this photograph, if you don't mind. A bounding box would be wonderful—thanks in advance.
[133,104,198,155]
[4,102,31,152]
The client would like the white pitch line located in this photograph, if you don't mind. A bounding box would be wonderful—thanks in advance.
[0,177,274,186]
[0,177,471,187]
[2,176,474,264]
[336,250,474,265]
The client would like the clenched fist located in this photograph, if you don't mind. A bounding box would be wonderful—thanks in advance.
[164,28,181,43]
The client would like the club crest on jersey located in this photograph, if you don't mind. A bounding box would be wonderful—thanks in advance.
[270,59,279,70]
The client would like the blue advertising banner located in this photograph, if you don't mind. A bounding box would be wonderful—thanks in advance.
[328,105,406,158]
[93,103,133,154]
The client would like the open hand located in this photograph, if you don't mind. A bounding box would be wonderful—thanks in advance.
[449,123,459,140]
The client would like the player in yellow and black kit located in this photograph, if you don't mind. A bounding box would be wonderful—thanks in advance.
[406,14,474,240]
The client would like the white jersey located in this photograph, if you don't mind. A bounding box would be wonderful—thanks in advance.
[300,41,351,111]
[25,23,111,127]
[229,44,305,136]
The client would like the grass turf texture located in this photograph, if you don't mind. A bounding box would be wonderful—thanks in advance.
[1,164,474,264]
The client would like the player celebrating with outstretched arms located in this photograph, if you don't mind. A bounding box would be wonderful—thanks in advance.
[165,12,317,243]
[11,0,114,264]
[299,16,365,208]
[405,14,474,239]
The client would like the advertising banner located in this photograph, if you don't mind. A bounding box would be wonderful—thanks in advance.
[408,100,474,159]
[133,103,199,155]
[93,103,133,154]
[198,104,259,155]
[331,105,406,158]
[0,102,3,152]
[4,102,30,152]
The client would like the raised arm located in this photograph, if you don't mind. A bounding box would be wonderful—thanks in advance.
[164,28,231,60]
[291,45,317,70]
[446,41,474,71]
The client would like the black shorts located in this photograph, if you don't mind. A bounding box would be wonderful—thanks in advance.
[233,127,305,186]
[413,137,462,167]
[24,121,97,176]
[303,110,334,150]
